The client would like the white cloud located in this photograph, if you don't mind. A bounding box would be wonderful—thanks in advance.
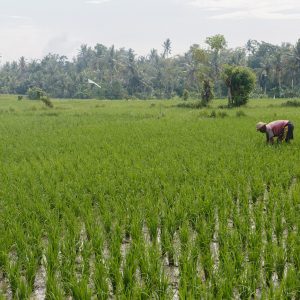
[0,14,32,25]
[188,0,300,19]
[42,34,80,59]
[8,15,31,20]
[84,0,111,4]
[0,25,47,62]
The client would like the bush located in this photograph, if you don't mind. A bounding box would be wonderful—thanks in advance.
[218,111,228,118]
[222,65,256,107]
[182,89,189,101]
[236,110,246,117]
[209,110,216,118]
[281,100,300,107]
[41,96,53,108]
[201,80,214,106]
[177,101,205,109]
[218,104,229,109]
[17,95,23,101]
[198,111,209,118]
[27,87,48,100]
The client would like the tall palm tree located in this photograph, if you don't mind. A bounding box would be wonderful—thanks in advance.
[162,39,171,59]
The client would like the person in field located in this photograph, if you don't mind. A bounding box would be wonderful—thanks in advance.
[256,120,294,144]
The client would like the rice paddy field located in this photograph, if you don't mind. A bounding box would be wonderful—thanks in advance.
[0,95,299,299]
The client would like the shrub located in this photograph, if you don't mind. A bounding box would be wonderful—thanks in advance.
[281,100,300,107]
[218,104,229,109]
[222,65,256,107]
[17,95,23,101]
[218,111,228,118]
[41,95,54,108]
[198,111,209,118]
[209,110,216,118]
[236,110,246,117]
[201,80,214,106]
[177,101,204,109]
[27,87,47,100]
[182,89,189,101]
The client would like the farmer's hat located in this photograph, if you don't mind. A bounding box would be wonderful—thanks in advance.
[256,122,266,130]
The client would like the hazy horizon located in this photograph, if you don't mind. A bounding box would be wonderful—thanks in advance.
[1,0,300,63]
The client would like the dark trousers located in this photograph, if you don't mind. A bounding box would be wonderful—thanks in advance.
[278,121,294,143]
[286,121,294,142]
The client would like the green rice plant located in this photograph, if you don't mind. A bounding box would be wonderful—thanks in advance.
[94,259,109,299]
[108,229,123,296]
[237,272,253,300]
[216,251,236,297]
[1,96,300,297]
[232,211,250,251]
[167,237,176,267]
[123,213,132,240]
[138,242,169,298]
[129,215,143,244]
[81,242,92,280]
[15,277,29,300]
[247,231,262,267]
[194,220,214,280]
[178,245,203,299]
[137,242,148,283]
[218,225,244,284]
[274,245,286,282]
[60,259,75,295]
[7,262,20,297]
[179,221,189,251]
[70,277,92,299]
[45,271,64,299]
[0,251,8,274]
[109,258,123,295]
[146,211,159,242]
[286,231,297,266]
[281,266,299,299]
[160,224,176,266]
[283,201,296,233]
[264,243,275,287]
[122,244,138,297]
[84,214,104,259]
[102,212,114,238]
[160,227,168,257]
[201,251,213,282]
[274,213,284,246]
[253,200,264,234]
[60,228,78,295]
[46,238,59,276]
[24,250,41,292]
[7,262,30,299]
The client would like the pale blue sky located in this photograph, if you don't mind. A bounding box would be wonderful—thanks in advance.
[0,0,300,62]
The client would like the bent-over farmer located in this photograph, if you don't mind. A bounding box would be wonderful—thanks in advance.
[256,120,294,144]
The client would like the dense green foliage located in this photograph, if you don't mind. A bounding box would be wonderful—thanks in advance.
[201,80,214,106]
[1,36,300,100]
[223,65,256,107]
[27,87,48,100]
[0,95,299,298]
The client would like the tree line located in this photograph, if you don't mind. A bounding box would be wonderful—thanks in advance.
[0,35,300,101]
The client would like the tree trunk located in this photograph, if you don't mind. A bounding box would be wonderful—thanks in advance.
[227,87,232,106]
[278,70,282,96]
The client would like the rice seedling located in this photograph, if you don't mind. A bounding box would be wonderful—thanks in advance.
[0,96,299,298]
